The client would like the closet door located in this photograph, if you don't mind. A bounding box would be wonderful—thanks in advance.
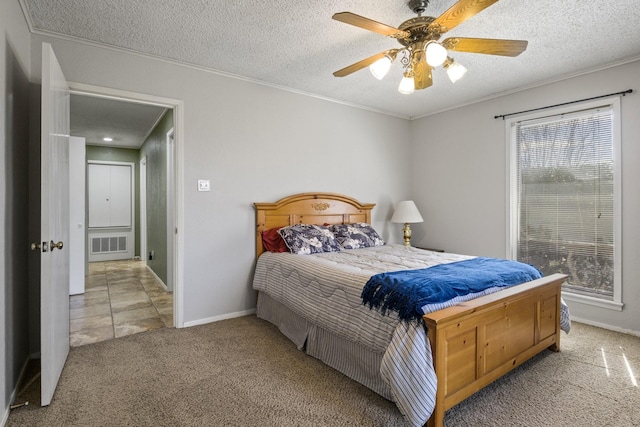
[109,165,131,227]
[88,164,111,227]
[88,163,132,228]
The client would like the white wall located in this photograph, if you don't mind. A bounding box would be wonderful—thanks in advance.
[29,35,411,325]
[409,60,640,335]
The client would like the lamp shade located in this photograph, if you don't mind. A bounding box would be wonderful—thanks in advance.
[369,56,392,80]
[398,75,415,95]
[426,42,447,67]
[390,201,424,223]
[446,60,467,83]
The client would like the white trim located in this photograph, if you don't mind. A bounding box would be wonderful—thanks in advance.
[68,81,185,329]
[611,97,623,303]
[69,82,179,109]
[505,121,518,260]
[17,0,35,33]
[408,56,640,120]
[86,160,135,263]
[86,160,135,228]
[1,356,31,425]
[139,156,147,263]
[18,0,640,121]
[570,319,640,337]
[563,292,623,311]
[87,160,135,165]
[182,309,257,328]
[166,129,175,293]
[27,28,410,119]
[173,102,185,328]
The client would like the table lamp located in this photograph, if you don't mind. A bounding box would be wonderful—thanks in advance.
[390,200,424,246]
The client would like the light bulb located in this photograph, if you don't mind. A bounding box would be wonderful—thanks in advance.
[369,56,392,80]
[426,42,447,67]
[446,60,467,83]
[398,74,415,94]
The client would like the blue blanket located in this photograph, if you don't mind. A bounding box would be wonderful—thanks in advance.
[361,257,542,323]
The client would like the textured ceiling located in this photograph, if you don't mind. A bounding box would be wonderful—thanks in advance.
[22,0,640,119]
[70,95,166,148]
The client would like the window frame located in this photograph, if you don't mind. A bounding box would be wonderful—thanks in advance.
[506,97,623,311]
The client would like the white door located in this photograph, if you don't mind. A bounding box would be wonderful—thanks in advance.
[108,165,132,227]
[69,136,86,295]
[87,163,132,228]
[40,43,70,406]
[87,164,111,227]
[140,157,147,262]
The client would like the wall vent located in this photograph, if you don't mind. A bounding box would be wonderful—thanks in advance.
[90,235,127,254]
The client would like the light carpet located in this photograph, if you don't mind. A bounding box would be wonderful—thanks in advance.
[7,316,640,426]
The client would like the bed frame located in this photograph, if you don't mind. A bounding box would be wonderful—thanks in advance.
[254,192,567,427]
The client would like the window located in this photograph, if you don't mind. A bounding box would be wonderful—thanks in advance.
[507,98,622,309]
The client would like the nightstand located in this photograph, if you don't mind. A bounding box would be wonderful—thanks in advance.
[414,246,445,253]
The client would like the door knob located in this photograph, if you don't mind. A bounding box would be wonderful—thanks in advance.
[30,241,49,252]
[50,240,64,250]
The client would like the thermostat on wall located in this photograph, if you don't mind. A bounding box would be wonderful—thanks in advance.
[198,180,210,192]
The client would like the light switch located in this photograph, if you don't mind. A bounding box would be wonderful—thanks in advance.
[198,180,210,192]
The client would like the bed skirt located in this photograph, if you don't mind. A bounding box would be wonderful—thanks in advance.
[256,291,393,401]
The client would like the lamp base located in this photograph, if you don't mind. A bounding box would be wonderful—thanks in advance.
[402,223,412,246]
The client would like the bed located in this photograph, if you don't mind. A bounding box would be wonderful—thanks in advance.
[253,192,569,427]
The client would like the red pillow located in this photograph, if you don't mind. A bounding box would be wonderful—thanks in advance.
[262,227,289,253]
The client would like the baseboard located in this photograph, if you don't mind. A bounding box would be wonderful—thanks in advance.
[145,265,167,290]
[1,405,8,427]
[571,317,640,337]
[2,354,33,426]
[182,309,256,328]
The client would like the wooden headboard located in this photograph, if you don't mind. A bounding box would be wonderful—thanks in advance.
[254,192,375,257]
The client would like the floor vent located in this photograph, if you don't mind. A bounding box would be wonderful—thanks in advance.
[90,236,127,254]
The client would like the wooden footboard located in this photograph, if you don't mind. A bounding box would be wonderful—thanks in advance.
[422,273,567,427]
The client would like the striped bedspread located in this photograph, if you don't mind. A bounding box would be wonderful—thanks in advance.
[252,245,571,426]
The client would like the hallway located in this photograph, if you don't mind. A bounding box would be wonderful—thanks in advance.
[69,259,173,347]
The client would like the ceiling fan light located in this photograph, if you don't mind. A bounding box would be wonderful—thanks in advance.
[398,74,415,95]
[445,60,467,83]
[370,56,393,80]
[426,42,447,67]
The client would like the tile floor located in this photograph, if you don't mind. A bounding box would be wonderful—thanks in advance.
[69,259,173,347]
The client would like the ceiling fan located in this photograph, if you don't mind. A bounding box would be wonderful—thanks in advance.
[332,0,528,94]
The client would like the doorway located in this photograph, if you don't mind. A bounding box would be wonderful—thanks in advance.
[66,83,184,345]
[71,258,173,345]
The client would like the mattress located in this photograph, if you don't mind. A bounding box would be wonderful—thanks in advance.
[252,244,570,426]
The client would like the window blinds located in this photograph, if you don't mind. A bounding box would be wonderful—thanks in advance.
[515,106,614,298]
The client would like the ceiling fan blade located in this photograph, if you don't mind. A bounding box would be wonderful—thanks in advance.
[333,50,399,77]
[430,0,499,33]
[412,50,433,90]
[442,37,528,56]
[333,12,410,39]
